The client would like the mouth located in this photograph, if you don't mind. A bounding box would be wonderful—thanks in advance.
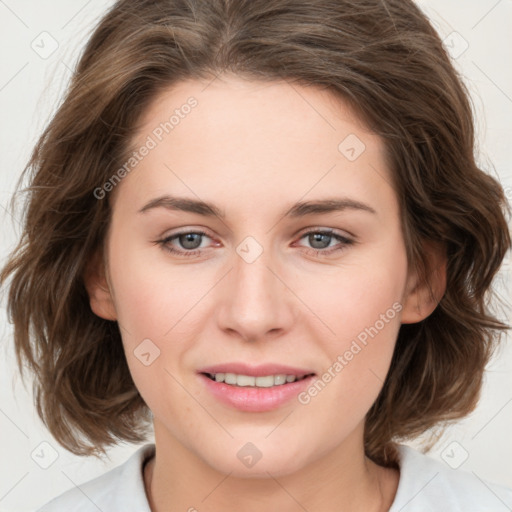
[197,364,317,412]
[201,372,315,388]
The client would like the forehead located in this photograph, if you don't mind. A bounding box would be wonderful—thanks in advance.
[136,76,378,151]
[113,76,396,222]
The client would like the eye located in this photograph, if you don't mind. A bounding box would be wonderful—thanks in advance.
[156,229,213,257]
[295,229,354,256]
[155,228,354,258]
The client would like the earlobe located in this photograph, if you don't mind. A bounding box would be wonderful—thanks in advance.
[82,248,117,321]
[400,241,447,324]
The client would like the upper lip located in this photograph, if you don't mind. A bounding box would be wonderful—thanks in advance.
[197,362,315,378]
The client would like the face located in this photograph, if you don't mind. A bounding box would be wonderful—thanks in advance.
[87,76,436,478]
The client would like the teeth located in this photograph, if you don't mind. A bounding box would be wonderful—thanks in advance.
[237,374,256,386]
[255,375,275,388]
[274,374,286,385]
[224,373,237,385]
[208,373,307,387]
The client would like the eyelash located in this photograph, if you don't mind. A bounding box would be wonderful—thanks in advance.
[156,228,354,258]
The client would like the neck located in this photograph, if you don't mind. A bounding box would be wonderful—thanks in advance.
[143,420,398,512]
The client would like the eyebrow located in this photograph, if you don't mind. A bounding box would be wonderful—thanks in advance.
[138,195,377,218]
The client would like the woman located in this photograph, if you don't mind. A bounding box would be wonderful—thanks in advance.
[1,0,511,510]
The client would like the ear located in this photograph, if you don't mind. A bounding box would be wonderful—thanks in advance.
[82,247,117,321]
[400,240,447,324]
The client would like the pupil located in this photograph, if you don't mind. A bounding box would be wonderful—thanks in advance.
[310,233,330,249]
[181,233,201,249]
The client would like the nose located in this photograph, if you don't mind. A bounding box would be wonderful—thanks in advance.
[215,239,298,343]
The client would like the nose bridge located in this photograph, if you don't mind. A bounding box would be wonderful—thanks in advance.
[217,233,295,341]
[236,237,278,298]
[233,233,282,310]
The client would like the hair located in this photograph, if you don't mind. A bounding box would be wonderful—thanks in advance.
[1,0,510,467]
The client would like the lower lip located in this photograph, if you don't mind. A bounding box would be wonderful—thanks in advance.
[199,373,316,412]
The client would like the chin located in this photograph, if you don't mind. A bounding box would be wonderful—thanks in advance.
[200,437,312,478]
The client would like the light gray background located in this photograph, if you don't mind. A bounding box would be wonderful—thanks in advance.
[0,1,511,511]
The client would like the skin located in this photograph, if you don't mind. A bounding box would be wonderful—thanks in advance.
[85,75,446,512]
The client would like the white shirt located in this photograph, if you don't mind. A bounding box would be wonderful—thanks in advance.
[35,443,512,511]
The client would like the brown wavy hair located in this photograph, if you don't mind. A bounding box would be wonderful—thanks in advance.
[1,0,510,466]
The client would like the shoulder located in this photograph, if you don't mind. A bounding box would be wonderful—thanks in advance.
[389,444,512,512]
[34,443,155,512]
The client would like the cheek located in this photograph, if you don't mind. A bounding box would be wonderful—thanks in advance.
[299,249,406,403]
[106,234,212,389]
[315,289,400,398]
[300,252,406,350]
[107,233,192,340]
